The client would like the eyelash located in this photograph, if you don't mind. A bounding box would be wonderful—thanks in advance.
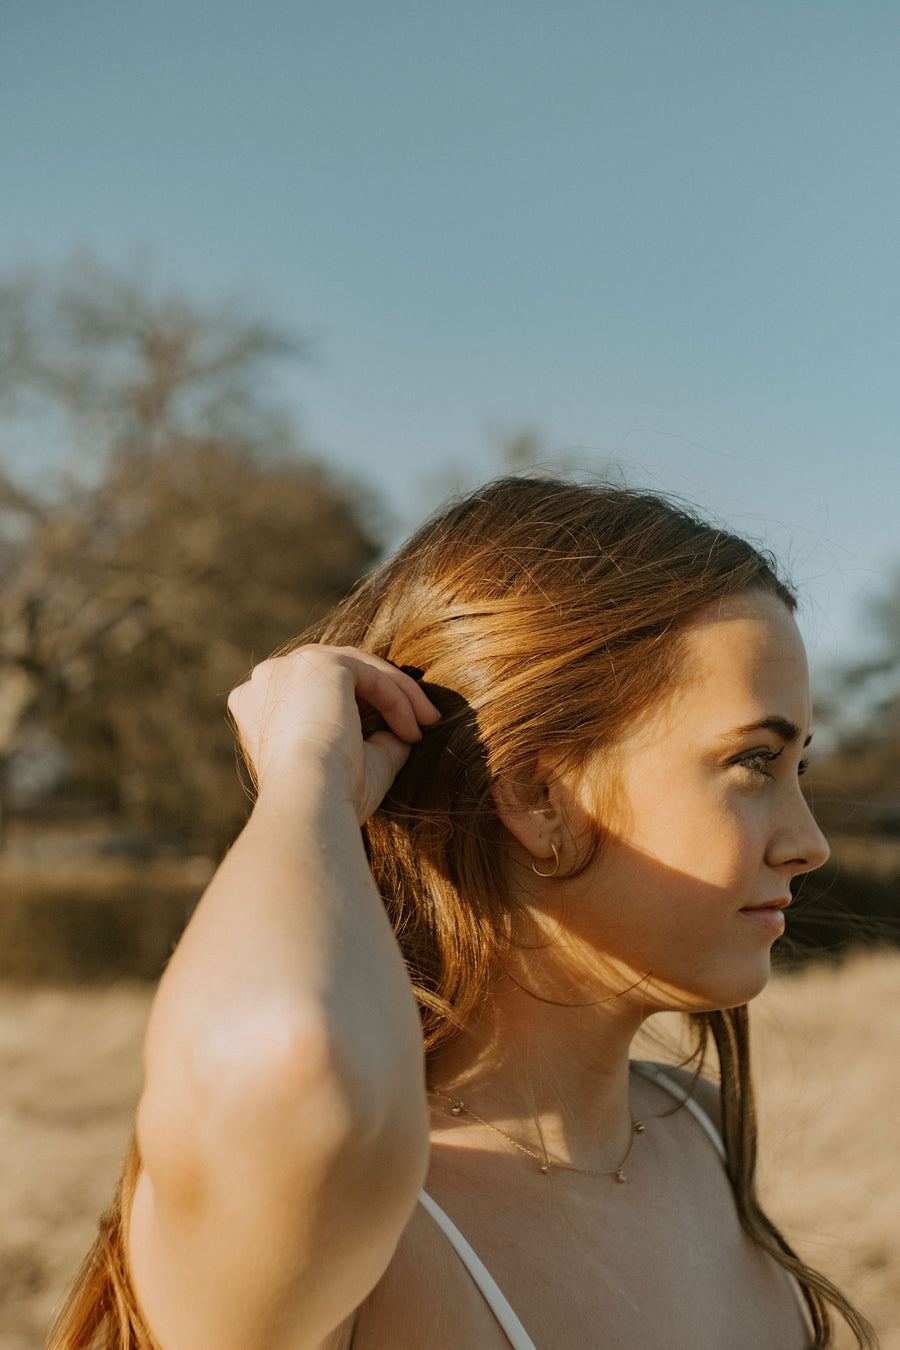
[732,748,810,778]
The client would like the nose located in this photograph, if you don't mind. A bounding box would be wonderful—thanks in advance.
[768,789,830,876]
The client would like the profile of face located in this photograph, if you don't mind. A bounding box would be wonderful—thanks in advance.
[523,589,830,1015]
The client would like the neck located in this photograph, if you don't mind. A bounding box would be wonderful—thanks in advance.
[428,950,650,1170]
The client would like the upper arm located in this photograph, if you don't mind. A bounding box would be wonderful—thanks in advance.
[127,1017,429,1350]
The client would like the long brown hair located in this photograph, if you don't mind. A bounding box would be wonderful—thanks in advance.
[49,476,876,1349]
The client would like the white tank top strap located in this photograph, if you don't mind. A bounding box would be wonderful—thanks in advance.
[629,1059,727,1161]
[419,1190,538,1350]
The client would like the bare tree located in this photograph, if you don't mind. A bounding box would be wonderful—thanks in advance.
[0,258,380,849]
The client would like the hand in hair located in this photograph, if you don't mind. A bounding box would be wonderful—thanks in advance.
[229,646,441,824]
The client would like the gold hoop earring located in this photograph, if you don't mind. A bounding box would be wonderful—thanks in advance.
[531,842,560,878]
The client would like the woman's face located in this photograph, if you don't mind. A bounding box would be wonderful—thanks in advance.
[557,589,830,1013]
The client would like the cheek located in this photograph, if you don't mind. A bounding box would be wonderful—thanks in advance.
[607,775,712,870]
[595,750,766,889]
[604,789,762,901]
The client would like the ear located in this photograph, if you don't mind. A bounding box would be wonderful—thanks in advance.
[491,769,566,859]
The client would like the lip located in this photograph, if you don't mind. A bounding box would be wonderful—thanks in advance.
[738,899,790,933]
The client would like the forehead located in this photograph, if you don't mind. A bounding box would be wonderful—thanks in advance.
[618,590,812,752]
[668,590,811,731]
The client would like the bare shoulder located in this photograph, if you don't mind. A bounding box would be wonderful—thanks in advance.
[630,1058,723,1132]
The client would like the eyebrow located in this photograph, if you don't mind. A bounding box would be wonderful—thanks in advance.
[725,716,813,748]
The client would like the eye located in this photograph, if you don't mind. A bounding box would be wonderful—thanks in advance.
[730,747,811,780]
[731,746,783,779]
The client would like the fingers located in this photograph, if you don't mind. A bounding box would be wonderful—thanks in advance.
[390,668,443,731]
[342,656,440,744]
[226,647,442,819]
[363,730,415,792]
[228,647,441,752]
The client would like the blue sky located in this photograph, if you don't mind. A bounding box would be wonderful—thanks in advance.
[3,0,899,666]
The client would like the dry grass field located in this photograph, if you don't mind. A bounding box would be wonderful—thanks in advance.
[752,954,900,1348]
[1,953,897,1349]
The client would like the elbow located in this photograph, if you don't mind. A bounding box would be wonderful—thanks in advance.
[136,999,428,1211]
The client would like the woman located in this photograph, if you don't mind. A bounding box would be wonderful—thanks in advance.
[51,477,876,1349]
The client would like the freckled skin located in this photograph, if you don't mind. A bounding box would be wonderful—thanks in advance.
[558,591,830,1013]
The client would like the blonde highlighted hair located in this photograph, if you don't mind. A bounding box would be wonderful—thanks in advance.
[49,476,876,1349]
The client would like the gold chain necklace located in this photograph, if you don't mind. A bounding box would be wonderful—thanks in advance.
[428,1087,646,1183]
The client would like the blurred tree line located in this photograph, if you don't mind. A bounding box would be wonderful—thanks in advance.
[0,258,381,854]
[811,583,900,837]
[778,584,900,959]
[0,257,897,969]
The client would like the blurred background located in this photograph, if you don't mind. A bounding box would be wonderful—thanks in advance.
[1,2,898,1346]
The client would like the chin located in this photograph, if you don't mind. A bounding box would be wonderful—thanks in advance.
[647,955,774,1014]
